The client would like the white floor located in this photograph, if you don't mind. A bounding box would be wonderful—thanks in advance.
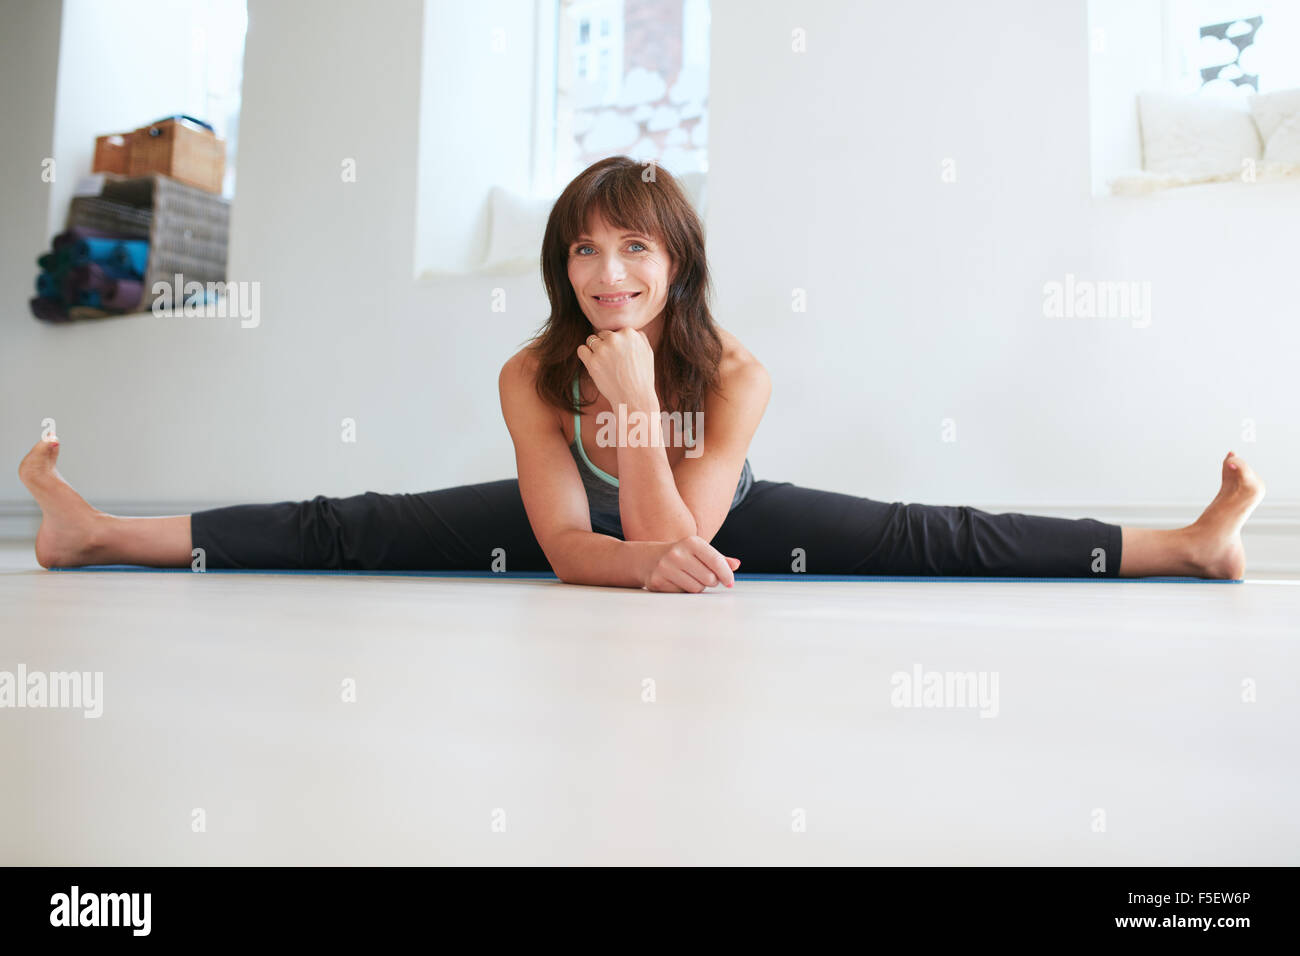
[1,540,1297,866]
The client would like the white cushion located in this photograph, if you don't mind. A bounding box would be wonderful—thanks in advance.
[478,172,708,274]
[481,186,555,273]
[1247,88,1300,166]
[1263,111,1300,164]
[1138,91,1261,178]
[1249,87,1300,143]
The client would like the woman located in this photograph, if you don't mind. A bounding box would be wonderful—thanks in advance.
[19,157,1265,591]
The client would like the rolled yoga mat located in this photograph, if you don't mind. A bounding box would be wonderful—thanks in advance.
[102,278,143,310]
[59,238,149,277]
[67,263,115,292]
[67,288,102,308]
[40,229,143,272]
[28,297,70,322]
[51,226,124,250]
[61,271,93,302]
[54,267,101,306]
[57,260,133,307]
[35,259,71,285]
[36,272,60,298]
[60,272,95,305]
[59,265,143,311]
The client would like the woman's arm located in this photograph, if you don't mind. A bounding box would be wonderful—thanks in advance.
[607,386,698,542]
[665,356,770,542]
[614,356,770,542]
[499,349,737,589]
[576,329,772,544]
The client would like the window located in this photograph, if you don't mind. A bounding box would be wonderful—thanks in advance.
[414,0,711,277]
[194,0,249,197]
[1160,1,1300,97]
[549,0,710,195]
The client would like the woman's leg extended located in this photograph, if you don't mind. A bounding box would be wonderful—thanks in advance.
[711,481,1123,577]
[191,479,550,571]
[710,453,1264,579]
[19,437,549,571]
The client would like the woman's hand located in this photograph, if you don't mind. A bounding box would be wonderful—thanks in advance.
[576,328,657,410]
[640,535,741,592]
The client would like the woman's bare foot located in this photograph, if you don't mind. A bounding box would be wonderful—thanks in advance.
[18,437,111,568]
[1184,451,1266,579]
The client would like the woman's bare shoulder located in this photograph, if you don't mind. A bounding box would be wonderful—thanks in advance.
[713,325,770,395]
[500,344,541,381]
[498,345,562,432]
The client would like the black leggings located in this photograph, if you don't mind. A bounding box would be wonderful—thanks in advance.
[189,479,1123,577]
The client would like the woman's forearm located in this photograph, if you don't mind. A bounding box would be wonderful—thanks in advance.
[612,396,697,541]
[617,452,697,540]
[550,530,663,588]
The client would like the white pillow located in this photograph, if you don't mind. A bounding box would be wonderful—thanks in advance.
[478,173,708,274]
[481,186,555,272]
[1248,88,1300,143]
[1263,111,1300,164]
[1138,91,1261,178]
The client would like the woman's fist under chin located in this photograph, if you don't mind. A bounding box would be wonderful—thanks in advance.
[576,327,657,410]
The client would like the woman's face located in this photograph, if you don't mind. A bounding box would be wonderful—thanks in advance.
[567,212,674,333]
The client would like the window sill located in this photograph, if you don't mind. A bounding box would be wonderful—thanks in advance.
[1094,165,1300,199]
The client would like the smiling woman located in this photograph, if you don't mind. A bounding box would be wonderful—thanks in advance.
[16,156,1267,589]
[531,156,722,438]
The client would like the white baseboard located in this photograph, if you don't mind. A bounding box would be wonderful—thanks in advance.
[2,499,1296,574]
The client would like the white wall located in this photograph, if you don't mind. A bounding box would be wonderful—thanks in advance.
[2,0,1297,552]
[0,0,62,337]
[415,0,539,274]
[706,0,1298,514]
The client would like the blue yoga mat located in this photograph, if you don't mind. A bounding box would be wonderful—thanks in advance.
[48,566,1232,582]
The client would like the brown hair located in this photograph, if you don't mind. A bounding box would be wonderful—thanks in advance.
[527,156,722,419]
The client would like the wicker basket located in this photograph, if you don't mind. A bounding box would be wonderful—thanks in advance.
[92,134,131,175]
[65,196,152,237]
[125,118,226,194]
[66,173,230,314]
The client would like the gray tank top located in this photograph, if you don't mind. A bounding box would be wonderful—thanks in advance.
[569,375,753,535]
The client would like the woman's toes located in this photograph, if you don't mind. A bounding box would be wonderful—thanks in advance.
[1232,457,1264,498]
[1218,452,1263,497]
[18,437,60,487]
